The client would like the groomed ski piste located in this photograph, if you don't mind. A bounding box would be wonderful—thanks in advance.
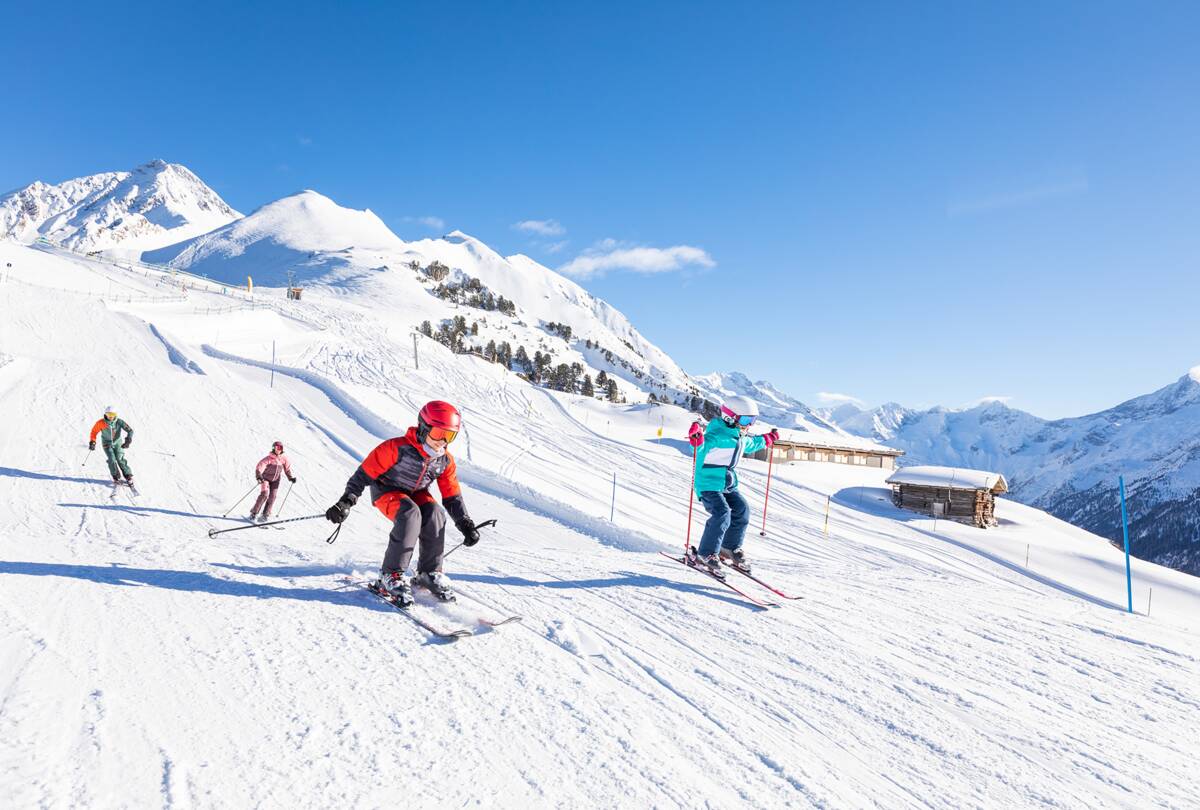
[3,240,1199,809]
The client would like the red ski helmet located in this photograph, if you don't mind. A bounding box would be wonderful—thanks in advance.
[417,400,461,444]
[272,441,284,454]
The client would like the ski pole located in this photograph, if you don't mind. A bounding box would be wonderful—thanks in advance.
[443,519,498,560]
[759,447,775,536]
[276,480,295,518]
[222,483,259,518]
[684,445,697,555]
[81,448,93,468]
[207,512,325,538]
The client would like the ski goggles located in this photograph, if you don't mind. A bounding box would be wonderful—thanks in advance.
[734,414,757,427]
[427,426,458,443]
[721,406,756,427]
[104,412,117,420]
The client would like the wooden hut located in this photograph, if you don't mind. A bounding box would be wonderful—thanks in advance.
[747,430,904,470]
[885,466,1008,528]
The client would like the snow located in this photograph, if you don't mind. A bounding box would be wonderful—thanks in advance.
[0,160,240,253]
[3,238,1200,807]
[886,465,1009,493]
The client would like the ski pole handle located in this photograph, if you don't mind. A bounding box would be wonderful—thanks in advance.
[443,519,497,559]
[207,512,325,538]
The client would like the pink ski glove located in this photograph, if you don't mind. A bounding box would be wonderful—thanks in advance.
[762,429,780,448]
[687,421,705,447]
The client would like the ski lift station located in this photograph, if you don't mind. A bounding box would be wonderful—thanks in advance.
[886,465,1009,528]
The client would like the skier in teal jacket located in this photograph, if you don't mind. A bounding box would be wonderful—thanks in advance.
[686,395,778,577]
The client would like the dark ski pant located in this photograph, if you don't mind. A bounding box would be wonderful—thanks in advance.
[251,479,280,517]
[379,495,446,575]
[102,442,133,480]
[697,489,749,558]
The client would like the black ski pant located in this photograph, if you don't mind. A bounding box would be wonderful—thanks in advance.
[380,496,446,575]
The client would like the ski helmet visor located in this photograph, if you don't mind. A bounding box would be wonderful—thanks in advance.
[104,411,116,420]
[426,426,458,444]
[720,405,756,427]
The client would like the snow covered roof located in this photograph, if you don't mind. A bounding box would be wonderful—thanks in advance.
[775,428,902,455]
[886,466,1008,493]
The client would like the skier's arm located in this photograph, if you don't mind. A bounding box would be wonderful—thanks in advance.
[255,456,270,479]
[119,419,133,446]
[89,419,105,443]
[743,433,767,455]
[342,438,400,502]
[437,456,472,525]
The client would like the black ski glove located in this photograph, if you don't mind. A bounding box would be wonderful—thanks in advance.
[288,476,297,483]
[122,438,131,449]
[256,475,264,483]
[457,517,481,546]
[325,495,356,524]
[88,441,96,450]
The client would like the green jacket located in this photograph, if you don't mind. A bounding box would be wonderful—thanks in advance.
[694,418,766,495]
[90,416,133,447]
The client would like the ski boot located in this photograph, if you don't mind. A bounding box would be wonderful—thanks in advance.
[720,547,750,574]
[687,547,726,580]
[413,571,456,602]
[110,475,124,498]
[124,476,138,496]
[375,570,414,607]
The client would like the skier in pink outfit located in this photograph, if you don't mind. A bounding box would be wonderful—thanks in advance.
[249,441,296,522]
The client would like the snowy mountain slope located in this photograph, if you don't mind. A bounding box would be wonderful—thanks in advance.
[691,371,843,434]
[143,188,696,403]
[3,241,1200,808]
[832,380,1200,576]
[0,160,240,254]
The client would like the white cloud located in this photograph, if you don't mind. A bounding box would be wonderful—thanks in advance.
[403,215,446,230]
[513,219,566,236]
[558,242,715,279]
[965,395,1013,408]
[817,392,867,408]
[948,176,1089,216]
[543,240,569,255]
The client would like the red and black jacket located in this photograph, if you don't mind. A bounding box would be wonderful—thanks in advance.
[342,427,470,524]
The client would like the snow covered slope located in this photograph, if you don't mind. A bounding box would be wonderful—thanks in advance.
[3,241,1199,808]
[0,160,240,254]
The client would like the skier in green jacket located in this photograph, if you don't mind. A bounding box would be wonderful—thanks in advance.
[88,405,137,492]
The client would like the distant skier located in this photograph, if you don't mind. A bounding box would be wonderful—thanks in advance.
[324,400,480,606]
[88,405,137,493]
[686,395,778,577]
[249,441,297,522]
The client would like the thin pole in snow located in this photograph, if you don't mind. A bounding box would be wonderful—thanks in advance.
[1119,475,1133,613]
[759,448,774,536]
[1025,543,1030,568]
[270,341,276,388]
[412,333,420,370]
[1147,587,1153,617]
[609,471,617,522]
[823,495,831,536]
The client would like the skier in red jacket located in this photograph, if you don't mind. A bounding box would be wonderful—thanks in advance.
[325,401,479,606]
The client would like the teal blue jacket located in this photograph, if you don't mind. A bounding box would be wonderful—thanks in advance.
[694,418,767,495]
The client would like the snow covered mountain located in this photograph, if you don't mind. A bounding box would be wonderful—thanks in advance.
[690,371,843,433]
[144,189,701,408]
[0,160,240,253]
[831,375,1200,576]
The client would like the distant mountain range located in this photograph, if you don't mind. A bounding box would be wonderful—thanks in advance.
[5,160,1196,576]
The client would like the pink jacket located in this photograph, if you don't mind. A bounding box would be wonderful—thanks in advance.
[255,452,294,483]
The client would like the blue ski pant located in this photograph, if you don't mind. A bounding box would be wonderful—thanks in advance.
[697,489,749,557]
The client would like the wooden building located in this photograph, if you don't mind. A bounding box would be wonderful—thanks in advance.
[747,430,904,470]
[885,466,1008,528]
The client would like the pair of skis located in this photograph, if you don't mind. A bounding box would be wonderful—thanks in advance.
[659,551,803,608]
[359,578,522,640]
[110,480,139,499]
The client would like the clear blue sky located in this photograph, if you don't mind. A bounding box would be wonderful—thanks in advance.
[4,1,1199,418]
